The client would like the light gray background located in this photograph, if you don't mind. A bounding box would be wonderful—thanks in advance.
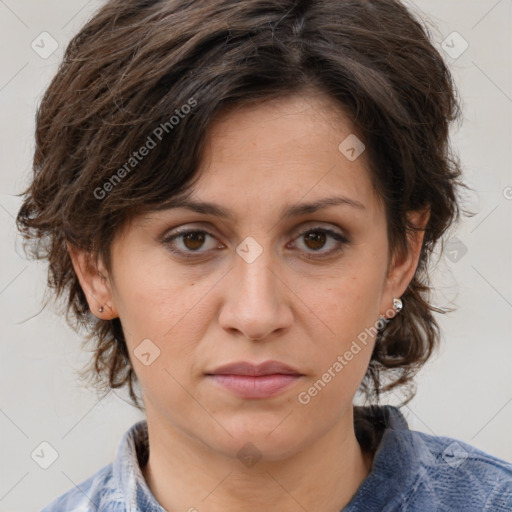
[1,1,511,511]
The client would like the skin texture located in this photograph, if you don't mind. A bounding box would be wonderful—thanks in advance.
[68,92,429,512]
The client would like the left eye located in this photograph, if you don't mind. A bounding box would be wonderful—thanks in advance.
[291,228,347,255]
[163,230,220,253]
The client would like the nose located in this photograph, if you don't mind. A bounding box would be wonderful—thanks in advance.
[217,242,294,341]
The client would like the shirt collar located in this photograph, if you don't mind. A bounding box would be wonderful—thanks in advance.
[113,419,165,512]
[344,405,437,511]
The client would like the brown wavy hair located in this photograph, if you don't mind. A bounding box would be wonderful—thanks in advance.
[16,0,473,413]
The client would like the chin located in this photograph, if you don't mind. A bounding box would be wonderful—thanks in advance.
[205,423,307,463]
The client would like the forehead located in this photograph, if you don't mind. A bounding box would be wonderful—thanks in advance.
[189,93,383,218]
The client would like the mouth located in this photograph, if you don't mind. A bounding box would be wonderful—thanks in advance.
[205,360,304,399]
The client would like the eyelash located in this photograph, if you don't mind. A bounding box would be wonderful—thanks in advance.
[162,226,349,260]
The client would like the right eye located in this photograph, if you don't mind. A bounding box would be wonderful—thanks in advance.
[162,229,224,257]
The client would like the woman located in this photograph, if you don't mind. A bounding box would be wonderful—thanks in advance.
[17,0,512,510]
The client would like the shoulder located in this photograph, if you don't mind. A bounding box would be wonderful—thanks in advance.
[355,406,512,511]
[39,419,151,512]
[405,429,512,510]
[39,462,124,512]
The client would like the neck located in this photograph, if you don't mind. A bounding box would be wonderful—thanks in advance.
[141,406,373,512]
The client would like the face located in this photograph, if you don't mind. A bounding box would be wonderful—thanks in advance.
[70,92,426,461]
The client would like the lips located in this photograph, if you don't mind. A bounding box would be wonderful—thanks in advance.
[205,360,304,399]
[206,360,303,377]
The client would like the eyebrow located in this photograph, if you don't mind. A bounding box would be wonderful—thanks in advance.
[159,195,366,221]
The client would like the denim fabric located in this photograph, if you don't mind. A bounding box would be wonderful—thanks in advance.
[344,407,512,511]
[40,406,512,511]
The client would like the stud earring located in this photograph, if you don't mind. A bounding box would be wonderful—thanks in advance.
[98,306,104,313]
[378,297,403,327]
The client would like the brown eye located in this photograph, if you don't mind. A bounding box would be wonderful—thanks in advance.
[182,232,206,251]
[291,228,348,258]
[303,231,327,250]
[163,229,221,257]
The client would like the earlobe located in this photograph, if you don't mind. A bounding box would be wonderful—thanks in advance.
[66,242,118,319]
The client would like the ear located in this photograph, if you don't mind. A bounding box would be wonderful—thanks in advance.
[379,207,430,318]
[66,242,118,319]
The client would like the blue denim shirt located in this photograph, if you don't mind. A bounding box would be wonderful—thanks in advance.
[40,406,512,511]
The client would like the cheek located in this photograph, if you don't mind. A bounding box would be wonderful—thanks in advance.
[110,258,218,396]
[112,250,208,337]
[304,263,382,343]
[117,273,208,411]
[295,286,377,414]
[297,262,383,386]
